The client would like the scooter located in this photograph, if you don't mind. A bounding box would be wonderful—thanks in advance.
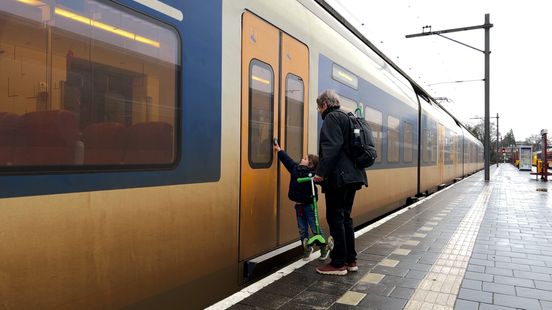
[297,174,334,251]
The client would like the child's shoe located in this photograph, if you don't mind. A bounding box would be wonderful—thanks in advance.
[303,246,314,260]
[318,245,330,261]
[302,238,313,260]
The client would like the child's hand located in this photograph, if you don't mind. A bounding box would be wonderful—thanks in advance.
[273,139,281,152]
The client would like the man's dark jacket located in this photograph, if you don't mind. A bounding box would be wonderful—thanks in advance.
[316,107,368,190]
[278,150,318,204]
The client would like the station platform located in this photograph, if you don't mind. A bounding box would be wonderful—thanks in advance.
[212,164,552,310]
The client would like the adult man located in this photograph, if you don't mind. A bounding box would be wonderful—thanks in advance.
[313,90,367,275]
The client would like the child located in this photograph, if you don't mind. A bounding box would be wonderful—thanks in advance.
[274,141,329,261]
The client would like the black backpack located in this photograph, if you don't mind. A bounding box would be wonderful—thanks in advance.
[340,110,377,168]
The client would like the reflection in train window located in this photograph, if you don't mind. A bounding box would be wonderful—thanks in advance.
[423,119,437,163]
[0,0,178,168]
[387,116,400,163]
[404,122,413,162]
[285,74,304,161]
[338,95,357,114]
[249,60,274,168]
[365,106,382,163]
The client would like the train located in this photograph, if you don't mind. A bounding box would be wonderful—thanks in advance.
[0,0,483,309]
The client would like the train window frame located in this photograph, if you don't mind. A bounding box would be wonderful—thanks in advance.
[338,95,358,114]
[403,121,413,163]
[332,63,358,90]
[0,0,180,172]
[364,106,382,163]
[248,59,275,169]
[387,115,400,163]
[284,74,304,161]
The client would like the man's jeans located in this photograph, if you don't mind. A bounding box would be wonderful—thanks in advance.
[325,185,357,267]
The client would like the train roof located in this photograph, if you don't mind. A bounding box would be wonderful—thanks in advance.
[311,0,471,133]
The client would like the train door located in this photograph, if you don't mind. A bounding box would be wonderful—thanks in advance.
[278,34,309,244]
[239,12,309,260]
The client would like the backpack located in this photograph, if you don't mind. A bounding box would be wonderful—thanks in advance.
[340,110,377,168]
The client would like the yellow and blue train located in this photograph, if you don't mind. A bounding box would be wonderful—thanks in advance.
[0,0,483,308]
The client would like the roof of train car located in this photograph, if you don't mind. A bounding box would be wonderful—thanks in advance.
[311,0,473,135]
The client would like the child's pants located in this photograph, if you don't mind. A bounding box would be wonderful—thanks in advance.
[295,203,324,242]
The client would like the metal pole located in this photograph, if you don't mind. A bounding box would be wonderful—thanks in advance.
[484,14,491,181]
[496,113,499,167]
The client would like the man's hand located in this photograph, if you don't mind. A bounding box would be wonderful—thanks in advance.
[313,175,324,183]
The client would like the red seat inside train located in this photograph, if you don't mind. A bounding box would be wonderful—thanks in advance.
[123,121,174,164]
[83,122,125,164]
[13,110,79,165]
[0,112,19,166]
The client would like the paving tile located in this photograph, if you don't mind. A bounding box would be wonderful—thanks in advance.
[293,290,338,307]
[457,288,492,303]
[336,291,366,306]
[454,299,479,310]
[392,248,411,256]
[481,282,515,295]
[352,282,394,296]
[516,287,552,301]
[359,273,385,284]
[239,291,292,309]
[493,293,543,310]
[378,259,400,267]
[493,275,535,288]
[357,293,408,309]
[308,280,351,296]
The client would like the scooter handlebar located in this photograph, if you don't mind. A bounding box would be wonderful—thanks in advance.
[296,176,313,183]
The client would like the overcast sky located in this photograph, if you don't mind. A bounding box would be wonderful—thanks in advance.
[326,0,552,142]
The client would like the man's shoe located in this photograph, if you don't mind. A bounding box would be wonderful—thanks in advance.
[346,261,358,272]
[316,263,347,275]
[318,246,330,261]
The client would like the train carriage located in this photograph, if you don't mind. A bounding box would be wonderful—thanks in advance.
[0,0,483,309]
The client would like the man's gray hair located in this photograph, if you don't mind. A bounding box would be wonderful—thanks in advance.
[316,90,340,109]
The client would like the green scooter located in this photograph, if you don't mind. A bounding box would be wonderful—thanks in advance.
[297,174,334,251]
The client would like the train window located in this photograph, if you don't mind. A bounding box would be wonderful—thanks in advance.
[403,122,413,162]
[338,95,357,114]
[249,60,274,168]
[332,63,358,90]
[387,116,400,162]
[285,74,304,160]
[0,0,179,168]
[444,130,452,164]
[365,106,382,163]
[422,119,437,163]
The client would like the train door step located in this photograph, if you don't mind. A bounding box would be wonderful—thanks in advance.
[243,241,302,281]
[437,183,447,190]
[454,177,462,183]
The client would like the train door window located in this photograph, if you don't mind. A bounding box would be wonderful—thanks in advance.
[0,0,179,168]
[387,116,400,162]
[403,122,413,162]
[249,60,274,168]
[365,106,382,163]
[285,74,304,160]
[338,95,357,114]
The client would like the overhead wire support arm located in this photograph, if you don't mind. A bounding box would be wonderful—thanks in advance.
[405,14,493,181]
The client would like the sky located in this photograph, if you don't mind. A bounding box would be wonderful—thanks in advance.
[326,0,552,142]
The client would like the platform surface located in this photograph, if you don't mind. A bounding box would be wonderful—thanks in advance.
[225,164,552,310]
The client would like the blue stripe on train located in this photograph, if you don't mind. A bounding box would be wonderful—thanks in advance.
[317,54,419,170]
